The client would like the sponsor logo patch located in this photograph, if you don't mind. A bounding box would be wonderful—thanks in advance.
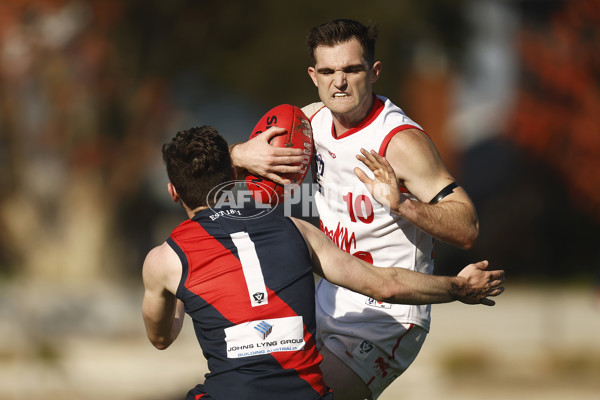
[225,316,305,358]
[254,321,273,340]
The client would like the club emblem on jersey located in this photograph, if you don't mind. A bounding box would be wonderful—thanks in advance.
[365,297,392,309]
[359,340,374,354]
[253,292,266,304]
[253,321,273,340]
[352,340,375,360]
[374,356,391,377]
[314,152,324,178]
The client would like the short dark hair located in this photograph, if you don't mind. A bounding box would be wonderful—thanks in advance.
[307,19,378,66]
[162,126,231,209]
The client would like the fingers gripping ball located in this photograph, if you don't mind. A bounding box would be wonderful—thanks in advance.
[245,104,313,205]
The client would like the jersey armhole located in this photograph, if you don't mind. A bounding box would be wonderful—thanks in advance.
[378,125,428,157]
[167,237,189,298]
[378,125,428,195]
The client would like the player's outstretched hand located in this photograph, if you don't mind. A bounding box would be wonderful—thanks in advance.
[454,261,505,306]
[354,148,407,211]
[231,126,305,185]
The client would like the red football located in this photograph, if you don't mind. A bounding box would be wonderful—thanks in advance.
[245,104,313,206]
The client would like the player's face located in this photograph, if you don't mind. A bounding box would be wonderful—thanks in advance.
[308,39,381,126]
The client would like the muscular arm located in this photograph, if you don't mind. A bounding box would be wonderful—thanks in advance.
[142,243,185,350]
[291,218,503,305]
[357,129,479,249]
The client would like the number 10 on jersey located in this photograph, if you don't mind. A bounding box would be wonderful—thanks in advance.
[343,192,374,224]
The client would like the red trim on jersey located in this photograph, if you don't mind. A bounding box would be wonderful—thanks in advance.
[170,222,328,396]
[332,96,385,140]
[377,125,415,194]
[389,323,414,360]
[378,125,420,157]
[366,376,376,387]
[378,126,428,194]
[195,394,205,399]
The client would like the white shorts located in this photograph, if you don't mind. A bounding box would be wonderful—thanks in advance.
[316,302,428,399]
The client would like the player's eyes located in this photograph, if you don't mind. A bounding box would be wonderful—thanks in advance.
[344,67,364,74]
[317,66,364,75]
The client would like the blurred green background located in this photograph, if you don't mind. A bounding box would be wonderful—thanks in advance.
[0,0,599,399]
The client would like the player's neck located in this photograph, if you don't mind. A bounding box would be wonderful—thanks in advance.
[185,205,209,219]
[331,95,374,137]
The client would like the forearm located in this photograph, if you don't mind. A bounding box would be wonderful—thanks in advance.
[294,217,485,306]
[394,198,478,249]
[376,268,462,305]
[317,253,461,305]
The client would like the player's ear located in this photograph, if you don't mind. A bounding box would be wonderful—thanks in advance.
[307,66,318,87]
[370,61,381,83]
[167,182,179,203]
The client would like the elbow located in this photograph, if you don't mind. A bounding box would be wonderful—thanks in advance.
[149,336,173,350]
[372,281,405,304]
[460,235,476,251]
[152,342,171,351]
[458,224,479,251]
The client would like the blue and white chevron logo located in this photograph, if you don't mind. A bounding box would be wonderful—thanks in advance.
[254,321,273,340]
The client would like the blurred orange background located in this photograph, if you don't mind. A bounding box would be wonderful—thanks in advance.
[0,1,598,399]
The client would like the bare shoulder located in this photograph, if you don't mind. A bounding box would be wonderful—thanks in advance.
[386,128,439,160]
[385,128,454,201]
[301,102,325,119]
[143,242,182,294]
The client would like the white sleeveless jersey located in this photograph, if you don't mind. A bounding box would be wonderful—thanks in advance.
[311,95,434,331]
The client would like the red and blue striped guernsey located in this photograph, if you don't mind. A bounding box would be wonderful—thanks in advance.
[167,206,333,400]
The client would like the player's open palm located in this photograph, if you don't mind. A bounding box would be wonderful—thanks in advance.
[354,148,406,211]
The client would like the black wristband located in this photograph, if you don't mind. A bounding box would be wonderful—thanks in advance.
[429,182,459,204]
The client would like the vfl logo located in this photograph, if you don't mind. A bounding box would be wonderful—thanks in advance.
[314,152,325,178]
[253,292,266,304]
[358,341,374,355]
[352,340,375,360]
[254,321,273,340]
[365,297,392,309]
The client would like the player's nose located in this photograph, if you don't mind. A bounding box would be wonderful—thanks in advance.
[333,71,347,88]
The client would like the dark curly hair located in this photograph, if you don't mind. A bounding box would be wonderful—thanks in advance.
[162,126,231,209]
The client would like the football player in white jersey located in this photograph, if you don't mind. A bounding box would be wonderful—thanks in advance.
[230,19,484,400]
